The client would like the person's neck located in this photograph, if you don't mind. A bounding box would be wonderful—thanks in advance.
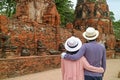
[87,40,96,43]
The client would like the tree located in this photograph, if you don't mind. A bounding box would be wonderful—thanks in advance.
[113,20,120,39]
[55,0,75,26]
[109,11,120,39]
[0,0,16,17]
[109,11,115,22]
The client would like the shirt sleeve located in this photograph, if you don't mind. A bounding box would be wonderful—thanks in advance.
[82,57,104,73]
[64,45,86,60]
[101,48,106,76]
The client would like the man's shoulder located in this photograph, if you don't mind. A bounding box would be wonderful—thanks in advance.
[82,43,90,46]
[81,43,87,48]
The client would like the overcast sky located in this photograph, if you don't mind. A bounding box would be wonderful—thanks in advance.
[71,0,120,21]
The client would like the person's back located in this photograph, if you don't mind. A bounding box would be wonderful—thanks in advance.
[83,41,106,76]
[61,56,84,80]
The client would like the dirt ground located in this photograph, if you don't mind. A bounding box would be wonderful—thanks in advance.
[103,59,120,80]
[2,59,120,80]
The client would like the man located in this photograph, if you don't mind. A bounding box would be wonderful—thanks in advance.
[62,27,106,80]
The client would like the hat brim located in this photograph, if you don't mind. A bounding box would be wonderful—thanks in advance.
[64,37,82,52]
[83,30,99,40]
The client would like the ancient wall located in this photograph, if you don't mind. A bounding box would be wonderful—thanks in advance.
[9,20,60,54]
[0,0,117,79]
[15,0,60,26]
[0,15,11,58]
[115,40,120,57]
[0,55,60,79]
[0,0,117,58]
[116,40,120,49]
[0,0,61,58]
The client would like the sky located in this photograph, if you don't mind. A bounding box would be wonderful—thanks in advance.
[71,0,120,21]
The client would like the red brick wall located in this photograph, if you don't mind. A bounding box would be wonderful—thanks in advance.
[60,28,72,42]
[0,55,61,79]
[116,40,120,48]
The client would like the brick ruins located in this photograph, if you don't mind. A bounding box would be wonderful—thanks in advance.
[0,0,119,79]
[0,0,117,58]
[74,0,116,58]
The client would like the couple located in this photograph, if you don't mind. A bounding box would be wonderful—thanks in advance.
[61,27,106,80]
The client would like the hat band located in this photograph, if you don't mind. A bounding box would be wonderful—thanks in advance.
[85,34,96,38]
[67,43,78,48]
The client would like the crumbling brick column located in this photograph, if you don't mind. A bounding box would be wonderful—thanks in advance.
[74,0,116,58]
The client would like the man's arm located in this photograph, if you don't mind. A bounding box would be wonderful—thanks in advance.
[63,45,86,60]
[82,57,104,73]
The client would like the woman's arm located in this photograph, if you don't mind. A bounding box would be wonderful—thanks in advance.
[82,57,104,73]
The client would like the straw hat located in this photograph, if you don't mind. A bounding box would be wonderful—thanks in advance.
[64,36,82,52]
[83,27,99,40]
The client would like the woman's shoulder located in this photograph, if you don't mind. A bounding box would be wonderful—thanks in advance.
[61,52,67,54]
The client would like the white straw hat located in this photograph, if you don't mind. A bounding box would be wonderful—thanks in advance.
[64,36,82,52]
[83,27,99,40]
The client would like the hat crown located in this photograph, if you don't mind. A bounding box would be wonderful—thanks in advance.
[67,38,78,48]
[85,27,96,37]
[83,27,99,40]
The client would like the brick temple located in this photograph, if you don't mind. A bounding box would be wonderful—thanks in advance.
[74,0,116,57]
[0,0,116,58]
[0,0,118,79]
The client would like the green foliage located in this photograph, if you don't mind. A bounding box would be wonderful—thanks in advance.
[113,20,120,39]
[55,0,75,26]
[0,0,16,17]
[109,11,120,39]
[109,11,115,22]
[89,0,96,2]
